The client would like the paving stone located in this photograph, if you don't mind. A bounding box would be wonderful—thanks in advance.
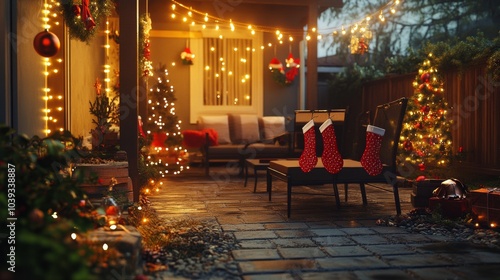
[316,256,390,270]
[232,249,281,260]
[243,214,285,223]
[305,221,338,229]
[299,271,358,279]
[239,239,275,249]
[371,226,410,234]
[275,229,316,238]
[349,234,391,245]
[322,245,372,257]
[238,259,318,274]
[234,230,278,240]
[313,236,356,246]
[222,224,265,232]
[278,247,327,259]
[385,233,434,243]
[243,273,295,280]
[364,244,416,255]
[340,227,377,235]
[264,222,309,230]
[439,251,500,265]
[333,220,365,227]
[354,268,412,279]
[309,228,346,237]
[407,267,475,280]
[382,254,456,267]
[272,238,316,248]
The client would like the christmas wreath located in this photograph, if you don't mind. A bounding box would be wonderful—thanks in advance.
[60,0,114,43]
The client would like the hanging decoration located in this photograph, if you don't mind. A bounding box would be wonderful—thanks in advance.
[33,29,60,57]
[350,30,372,55]
[180,45,194,65]
[60,0,114,43]
[140,13,153,78]
[269,50,300,86]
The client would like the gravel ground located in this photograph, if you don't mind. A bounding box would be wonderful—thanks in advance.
[377,208,500,249]
[142,218,241,279]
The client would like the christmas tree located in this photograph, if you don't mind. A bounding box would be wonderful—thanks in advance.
[398,53,452,178]
[145,65,188,176]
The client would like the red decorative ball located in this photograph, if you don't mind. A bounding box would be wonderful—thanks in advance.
[421,105,430,114]
[420,72,430,83]
[33,30,60,57]
[403,140,412,151]
[72,4,81,16]
[418,162,426,171]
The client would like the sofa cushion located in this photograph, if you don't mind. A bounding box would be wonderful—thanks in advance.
[261,116,286,140]
[198,115,231,144]
[228,114,260,144]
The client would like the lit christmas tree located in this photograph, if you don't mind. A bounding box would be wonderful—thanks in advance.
[398,53,452,178]
[145,65,188,176]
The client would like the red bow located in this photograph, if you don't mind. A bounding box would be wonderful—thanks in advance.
[81,0,96,30]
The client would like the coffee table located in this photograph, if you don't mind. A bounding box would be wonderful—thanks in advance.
[244,159,276,192]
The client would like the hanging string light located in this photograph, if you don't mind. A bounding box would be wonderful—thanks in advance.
[169,0,402,46]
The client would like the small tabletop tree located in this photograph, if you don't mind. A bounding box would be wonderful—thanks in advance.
[89,78,119,151]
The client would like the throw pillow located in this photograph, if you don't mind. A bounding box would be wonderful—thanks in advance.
[262,116,286,140]
[228,114,260,144]
[198,115,231,144]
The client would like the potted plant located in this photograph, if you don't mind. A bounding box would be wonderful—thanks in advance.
[89,78,119,151]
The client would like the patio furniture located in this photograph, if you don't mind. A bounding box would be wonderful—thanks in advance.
[197,114,292,175]
[244,158,275,192]
[267,97,408,217]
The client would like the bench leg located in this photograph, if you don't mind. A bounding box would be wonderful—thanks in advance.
[267,169,272,201]
[287,181,292,218]
[253,168,258,192]
[244,162,249,188]
[344,183,349,202]
[360,183,368,206]
[333,183,341,209]
[393,184,401,215]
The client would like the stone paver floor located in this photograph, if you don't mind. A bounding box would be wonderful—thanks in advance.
[149,165,500,279]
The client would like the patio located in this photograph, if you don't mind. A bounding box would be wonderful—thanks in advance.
[147,164,500,279]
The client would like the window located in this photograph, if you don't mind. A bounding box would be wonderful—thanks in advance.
[203,38,252,106]
[189,29,263,123]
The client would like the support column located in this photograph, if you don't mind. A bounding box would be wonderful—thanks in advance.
[119,0,140,202]
[306,0,318,110]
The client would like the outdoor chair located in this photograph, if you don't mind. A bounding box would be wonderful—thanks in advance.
[267,97,408,217]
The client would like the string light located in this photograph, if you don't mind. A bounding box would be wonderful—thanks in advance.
[41,0,64,135]
[170,0,401,45]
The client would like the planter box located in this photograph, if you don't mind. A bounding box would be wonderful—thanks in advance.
[428,197,470,219]
[85,225,142,276]
[74,162,133,203]
[411,179,445,208]
[468,188,500,225]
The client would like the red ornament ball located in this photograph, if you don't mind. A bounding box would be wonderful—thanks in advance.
[420,72,430,83]
[403,140,413,151]
[33,30,60,57]
[418,162,426,171]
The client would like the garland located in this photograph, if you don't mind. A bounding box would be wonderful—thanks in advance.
[139,13,153,78]
[60,0,114,43]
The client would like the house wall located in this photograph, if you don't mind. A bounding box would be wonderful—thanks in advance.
[68,37,105,139]
[14,0,46,136]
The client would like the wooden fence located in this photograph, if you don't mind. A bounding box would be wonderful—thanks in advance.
[359,63,500,175]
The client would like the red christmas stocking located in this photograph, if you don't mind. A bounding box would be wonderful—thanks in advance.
[320,119,343,174]
[360,125,386,176]
[299,119,318,172]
